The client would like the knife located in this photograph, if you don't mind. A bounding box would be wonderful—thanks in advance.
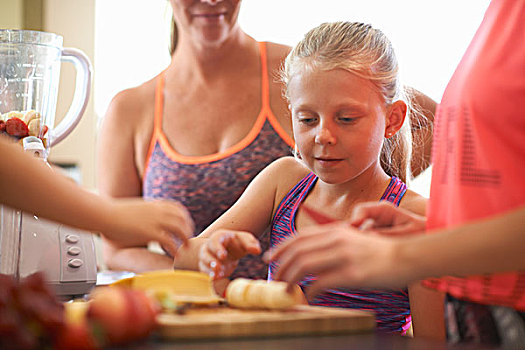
[301,205,375,230]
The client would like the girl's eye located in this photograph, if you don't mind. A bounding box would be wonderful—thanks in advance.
[295,114,318,125]
[337,116,357,124]
[299,117,316,124]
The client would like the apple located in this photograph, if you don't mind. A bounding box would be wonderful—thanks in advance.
[86,287,158,346]
[54,322,99,350]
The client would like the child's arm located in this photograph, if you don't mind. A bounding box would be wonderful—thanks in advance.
[173,157,306,277]
[0,136,194,255]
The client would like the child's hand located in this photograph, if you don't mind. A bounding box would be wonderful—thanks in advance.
[350,201,426,236]
[104,199,194,257]
[199,231,261,280]
[267,222,411,300]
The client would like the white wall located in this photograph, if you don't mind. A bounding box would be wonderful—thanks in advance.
[44,0,97,189]
[0,0,23,29]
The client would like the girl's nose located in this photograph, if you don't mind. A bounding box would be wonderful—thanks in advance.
[314,125,336,145]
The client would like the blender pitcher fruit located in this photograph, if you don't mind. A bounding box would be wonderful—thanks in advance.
[0,30,96,297]
[0,29,91,154]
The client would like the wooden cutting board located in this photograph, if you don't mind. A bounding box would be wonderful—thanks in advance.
[157,304,375,339]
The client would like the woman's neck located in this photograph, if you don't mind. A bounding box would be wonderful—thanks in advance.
[167,29,257,81]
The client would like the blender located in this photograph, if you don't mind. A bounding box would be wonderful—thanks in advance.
[0,29,97,297]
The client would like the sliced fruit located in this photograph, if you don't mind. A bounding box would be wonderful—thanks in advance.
[6,117,29,137]
[110,270,222,305]
[226,278,304,309]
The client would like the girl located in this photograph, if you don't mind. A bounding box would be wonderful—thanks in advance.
[272,1,525,346]
[173,21,433,334]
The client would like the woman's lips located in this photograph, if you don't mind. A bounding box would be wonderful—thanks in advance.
[192,12,226,19]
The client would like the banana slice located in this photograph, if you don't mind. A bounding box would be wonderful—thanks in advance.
[24,110,40,124]
[28,118,41,137]
[226,278,304,310]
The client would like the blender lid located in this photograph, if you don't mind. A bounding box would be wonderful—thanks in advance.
[0,29,63,48]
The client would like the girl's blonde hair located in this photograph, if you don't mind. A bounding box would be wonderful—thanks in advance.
[282,21,419,183]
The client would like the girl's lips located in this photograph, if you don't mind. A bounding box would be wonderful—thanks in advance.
[315,158,344,167]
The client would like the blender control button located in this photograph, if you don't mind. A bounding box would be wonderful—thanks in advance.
[68,259,83,268]
[65,235,80,244]
[67,247,81,256]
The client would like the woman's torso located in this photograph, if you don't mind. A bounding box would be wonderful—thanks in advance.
[142,42,294,279]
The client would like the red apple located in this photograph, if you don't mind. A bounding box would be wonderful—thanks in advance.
[86,287,158,346]
[54,322,99,350]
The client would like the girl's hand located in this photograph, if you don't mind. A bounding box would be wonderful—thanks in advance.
[350,201,426,236]
[105,199,195,257]
[267,222,412,300]
[199,230,261,280]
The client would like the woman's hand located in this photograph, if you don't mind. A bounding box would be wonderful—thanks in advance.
[199,230,261,280]
[104,199,195,257]
[267,222,413,300]
[350,201,426,236]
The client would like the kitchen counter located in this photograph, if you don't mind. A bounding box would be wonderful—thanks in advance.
[124,332,501,350]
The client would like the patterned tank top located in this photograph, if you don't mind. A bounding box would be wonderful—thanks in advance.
[143,42,294,279]
[270,173,410,334]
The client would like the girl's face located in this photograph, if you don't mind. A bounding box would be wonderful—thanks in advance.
[170,0,242,46]
[288,68,391,185]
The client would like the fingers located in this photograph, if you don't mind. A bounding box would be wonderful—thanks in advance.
[265,222,339,263]
[305,270,350,300]
[350,201,398,227]
[269,226,343,284]
[159,200,195,242]
[199,231,261,279]
[279,247,343,291]
[219,231,261,258]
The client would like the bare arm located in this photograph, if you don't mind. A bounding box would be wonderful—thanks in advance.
[403,206,525,279]
[97,90,175,272]
[0,136,193,251]
[173,157,303,277]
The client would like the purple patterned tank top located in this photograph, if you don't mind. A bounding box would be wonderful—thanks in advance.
[270,173,411,334]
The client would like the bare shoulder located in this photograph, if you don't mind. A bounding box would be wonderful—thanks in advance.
[104,79,156,125]
[265,41,291,72]
[265,156,309,175]
[265,41,291,61]
[265,157,311,200]
[399,189,427,217]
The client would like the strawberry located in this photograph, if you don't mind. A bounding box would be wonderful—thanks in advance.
[5,117,29,138]
[0,120,5,133]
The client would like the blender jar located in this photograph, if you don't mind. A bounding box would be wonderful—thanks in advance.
[0,30,92,280]
[0,29,91,154]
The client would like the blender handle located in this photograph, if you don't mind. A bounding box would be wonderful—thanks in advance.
[49,47,92,147]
